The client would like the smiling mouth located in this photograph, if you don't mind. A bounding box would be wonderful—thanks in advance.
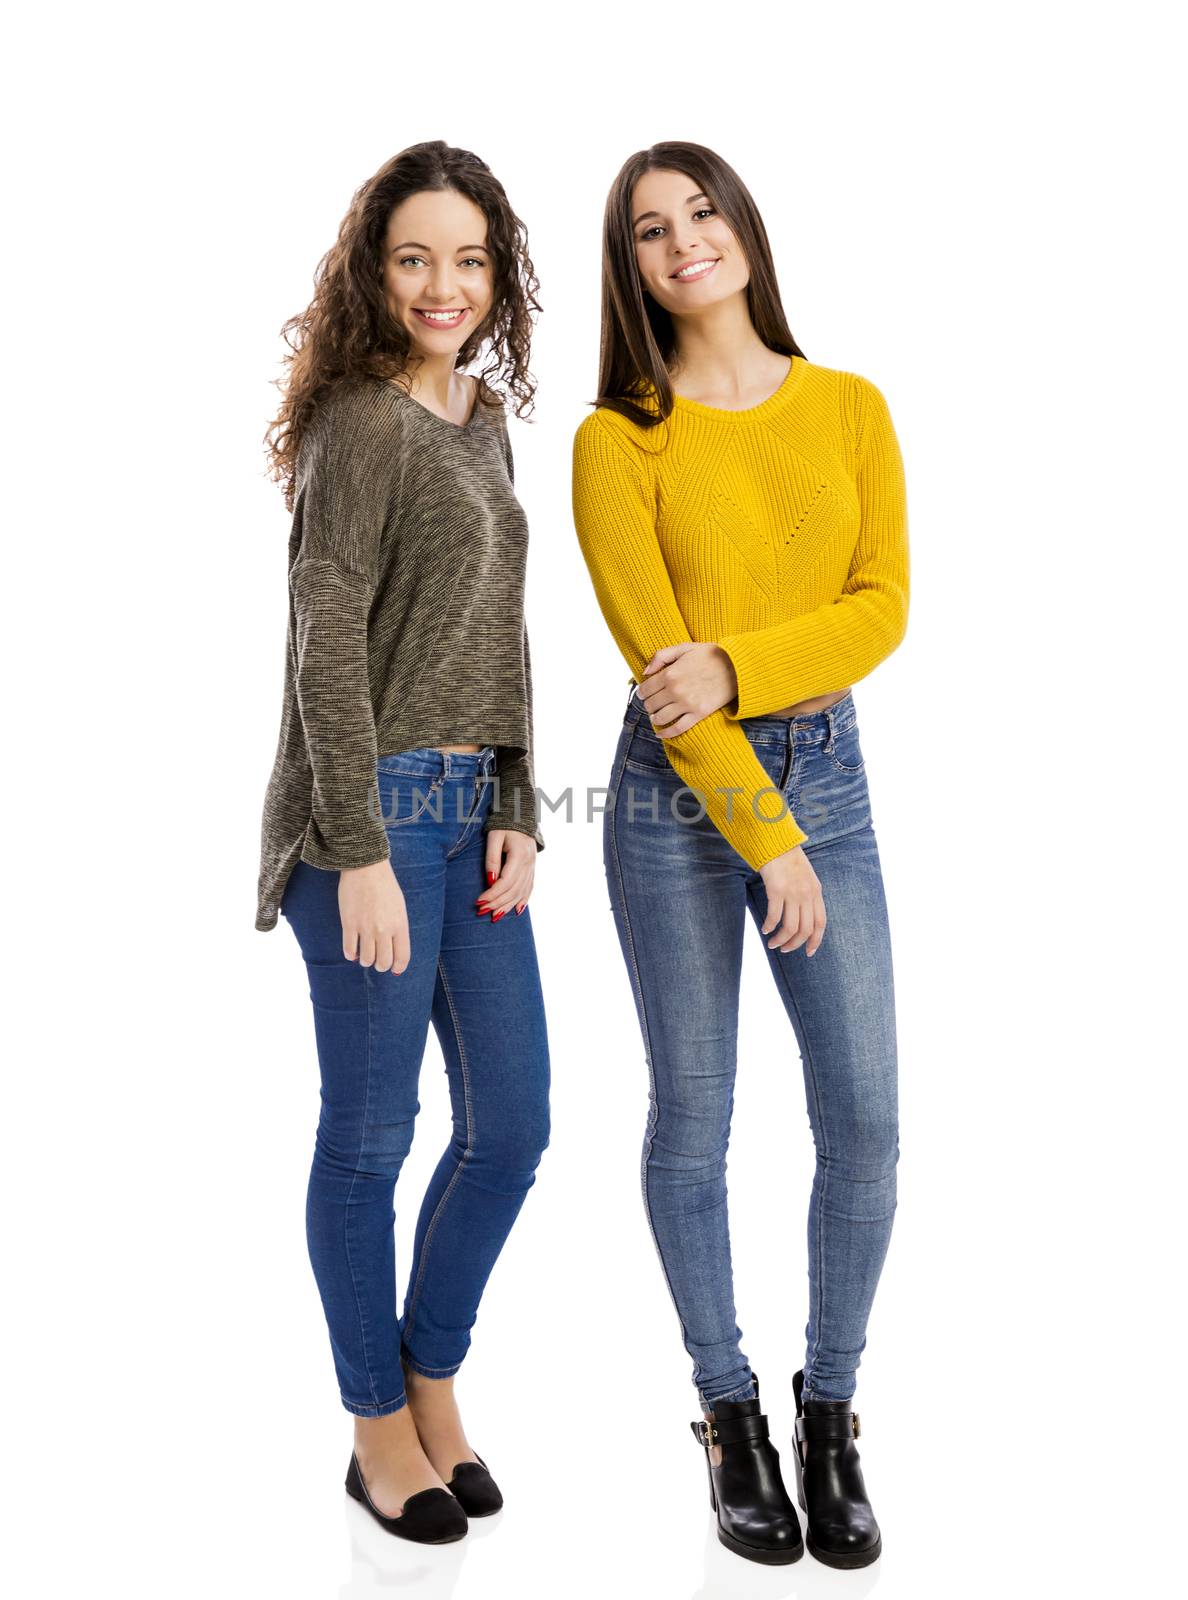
[413,307,469,323]
[670,258,720,281]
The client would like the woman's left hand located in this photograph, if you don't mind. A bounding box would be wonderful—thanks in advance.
[476,829,537,921]
[638,641,738,735]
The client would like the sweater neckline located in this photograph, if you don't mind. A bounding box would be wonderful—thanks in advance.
[669,354,805,423]
[378,374,486,433]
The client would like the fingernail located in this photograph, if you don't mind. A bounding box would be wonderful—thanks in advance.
[492,909,506,922]
[516,903,525,915]
[475,904,490,915]
[487,870,497,885]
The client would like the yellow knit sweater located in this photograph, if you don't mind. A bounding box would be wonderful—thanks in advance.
[572,354,909,867]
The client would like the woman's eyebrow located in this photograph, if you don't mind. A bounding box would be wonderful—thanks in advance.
[390,241,489,252]
[632,193,709,227]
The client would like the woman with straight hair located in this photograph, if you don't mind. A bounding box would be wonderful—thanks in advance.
[572,141,909,1569]
[256,140,550,1544]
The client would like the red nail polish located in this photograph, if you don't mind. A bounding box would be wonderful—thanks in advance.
[492,909,506,922]
[476,903,490,914]
[487,870,497,885]
[516,903,525,915]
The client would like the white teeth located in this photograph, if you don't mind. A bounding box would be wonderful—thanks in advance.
[419,309,465,320]
[675,260,716,279]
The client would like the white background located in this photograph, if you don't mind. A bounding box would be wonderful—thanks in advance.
[7,3,1184,1597]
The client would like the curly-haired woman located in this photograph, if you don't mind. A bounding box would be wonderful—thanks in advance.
[256,141,550,1544]
[573,142,909,1569]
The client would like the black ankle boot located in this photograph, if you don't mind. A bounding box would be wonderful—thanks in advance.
[790,1368,881,1567]
[690,1373,804,1565]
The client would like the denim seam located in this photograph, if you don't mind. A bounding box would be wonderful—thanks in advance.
[402,1354,464,1378]
[606,741,698,1365]
[703,1379,757,1407]
[400,957,475,1353]
[343,969,382,1410]
[380,777,443,828]
[823,707,860,771]
[752,881,831,1396]
[445,772,489,861]
[622,757,673,777]
[341,1391,408,1418]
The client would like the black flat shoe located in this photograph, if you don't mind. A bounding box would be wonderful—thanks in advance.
[345,1452,469,1543]
[446,1453,503,1517]
[790,1368,882,1568]
[691,1372,804,1565]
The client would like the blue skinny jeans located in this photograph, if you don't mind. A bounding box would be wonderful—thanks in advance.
[603,687,899,1407]
[281,744,551,1417]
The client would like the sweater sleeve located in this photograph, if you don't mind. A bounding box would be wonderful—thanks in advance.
[573,410,809,867]
[290,401,394,873]
[717,375,910,719]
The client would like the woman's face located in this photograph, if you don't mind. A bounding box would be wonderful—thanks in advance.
[381,187,495,355]
[630,168,747,316]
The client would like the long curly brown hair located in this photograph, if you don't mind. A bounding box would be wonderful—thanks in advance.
[264,140,541,511]
[593,140,806,431]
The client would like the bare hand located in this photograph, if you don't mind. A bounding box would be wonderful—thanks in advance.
[338,859,411,973]
[476,829,537,921]
[758,847,826,956]
[639,641,738,734]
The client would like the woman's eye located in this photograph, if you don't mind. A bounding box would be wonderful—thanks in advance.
[639,208,716,243]
[399,255,425,268]
[459,257,486,269]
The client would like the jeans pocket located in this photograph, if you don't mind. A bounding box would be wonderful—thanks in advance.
[824,717,866,774]
[621,723,673,775]
[376,769,443,828]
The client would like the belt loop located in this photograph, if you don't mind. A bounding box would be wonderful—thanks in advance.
[823,701,839,755]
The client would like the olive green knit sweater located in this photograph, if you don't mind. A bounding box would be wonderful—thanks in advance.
[255,376,543,932]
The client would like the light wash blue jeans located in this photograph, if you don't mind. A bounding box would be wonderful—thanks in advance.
[603,686,899,1407]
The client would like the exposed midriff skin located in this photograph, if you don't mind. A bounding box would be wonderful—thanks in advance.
[762,685,852,718]
[437,691,855,756]
[434,685,854,755]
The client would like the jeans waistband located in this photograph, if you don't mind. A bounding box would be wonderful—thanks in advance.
[623,681,856,745]
[377,744,499,777]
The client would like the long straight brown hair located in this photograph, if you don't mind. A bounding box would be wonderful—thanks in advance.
[593,141,807,430]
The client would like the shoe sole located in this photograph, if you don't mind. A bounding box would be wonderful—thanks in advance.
[717,1526,804,1565]
[805,1531,882,1568]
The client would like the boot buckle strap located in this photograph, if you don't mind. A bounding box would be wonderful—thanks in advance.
[795,1411,861,1441]
[692,1412,769,1447]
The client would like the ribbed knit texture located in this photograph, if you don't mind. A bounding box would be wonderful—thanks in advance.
[255,376,543,932]
[572,355,908,868]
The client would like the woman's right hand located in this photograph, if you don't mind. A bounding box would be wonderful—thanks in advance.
[338,860,411,974]
[758,847,827,957]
